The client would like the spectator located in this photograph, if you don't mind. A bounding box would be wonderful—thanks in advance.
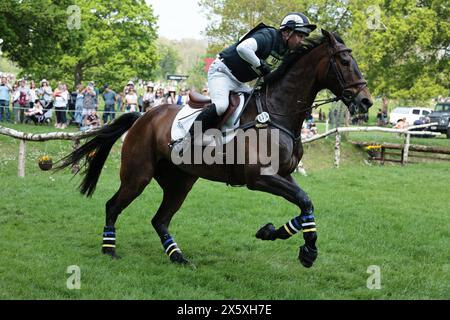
[37,79,53,110]
[176,88,189,106]
[143,82,155,111]
[166,87,177,105]
[82,83,97,126]
[124,87,138,112]
[74,84,84,127]
[102,84,116,123]
[84,109,100,129]
[90,81,99,108]
[24,99,44,124]
[123,80,134,96]
[201,87,209,97]
[53,83,68,128]
[394,117,409,129]
[376,109,384,126]
[29,80,38,109]
[68,87,78,124]
[0,75,11,122]
[116,92,123,114]
[17,79,30,123]
[12,84,21,124]
[153,87,165,107]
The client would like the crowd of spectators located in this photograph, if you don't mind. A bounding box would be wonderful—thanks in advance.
[0,74,209,131]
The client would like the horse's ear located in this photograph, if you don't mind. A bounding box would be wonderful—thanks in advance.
[321,29,337,46]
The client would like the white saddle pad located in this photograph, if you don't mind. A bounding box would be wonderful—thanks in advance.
[170,94,245,146]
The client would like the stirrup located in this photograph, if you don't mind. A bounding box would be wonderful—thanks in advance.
[169,135,191,157]
[168,137,184,149]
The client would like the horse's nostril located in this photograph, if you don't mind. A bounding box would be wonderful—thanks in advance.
[362,98,373,108]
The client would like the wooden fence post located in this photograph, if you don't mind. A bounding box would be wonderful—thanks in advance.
[402,132,411,164]
[18,139,26,178]
[334,131,341,168]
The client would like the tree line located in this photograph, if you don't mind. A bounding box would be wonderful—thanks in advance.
[199,0,449,102]
[1,0,448,101]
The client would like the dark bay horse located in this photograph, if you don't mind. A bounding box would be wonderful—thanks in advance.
[58,30,372,267]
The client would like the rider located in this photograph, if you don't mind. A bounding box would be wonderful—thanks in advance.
[173,13,316,154]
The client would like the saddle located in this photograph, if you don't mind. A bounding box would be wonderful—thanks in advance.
[188,92,241,128]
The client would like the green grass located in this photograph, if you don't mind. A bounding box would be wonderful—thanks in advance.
[0,124,449,300]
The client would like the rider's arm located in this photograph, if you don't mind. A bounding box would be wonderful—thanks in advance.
[236,38,261,68]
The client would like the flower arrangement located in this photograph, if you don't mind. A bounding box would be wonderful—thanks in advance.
[38,155,53,171]
[365,145,382,157]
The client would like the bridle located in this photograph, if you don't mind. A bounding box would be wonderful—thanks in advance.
[239,38,369,142]
[312,43,367,108]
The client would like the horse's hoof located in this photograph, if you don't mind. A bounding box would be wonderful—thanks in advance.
[102,248,122,259]
[298,245,318,268]
[169,251,190,265]
[256,223,276,241]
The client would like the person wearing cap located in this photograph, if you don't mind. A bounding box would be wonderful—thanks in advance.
[102,84,117,123]
[166,87,177,105]
[0,75,12,122]
[124,87,138,113]
[172,12,316,154]
[143,82,155,111]
[153,87,165,107]
[37,79,53,108]
[123,80,135,96]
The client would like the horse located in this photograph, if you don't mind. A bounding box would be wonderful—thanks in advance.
[57,29,373,268]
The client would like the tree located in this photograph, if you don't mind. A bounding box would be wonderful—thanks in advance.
[154,39,181,81]
[199,0,449,102]
[186,56,209,91]
[0,0,159,89]
[347,0,449,102]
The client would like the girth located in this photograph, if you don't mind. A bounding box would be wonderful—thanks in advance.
[237,91,302,143]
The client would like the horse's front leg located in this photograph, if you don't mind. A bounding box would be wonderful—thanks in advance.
[247,173,318,268]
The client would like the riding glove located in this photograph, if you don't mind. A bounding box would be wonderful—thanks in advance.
[257,60,272,76]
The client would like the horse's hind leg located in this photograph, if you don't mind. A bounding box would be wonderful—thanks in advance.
[248,173,318,268]
[102,173,152,259]
[152,161,197,264]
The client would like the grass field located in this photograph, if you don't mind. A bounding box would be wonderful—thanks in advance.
[0,123,449,300]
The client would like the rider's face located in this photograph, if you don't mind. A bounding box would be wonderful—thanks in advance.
[286,31,306,50]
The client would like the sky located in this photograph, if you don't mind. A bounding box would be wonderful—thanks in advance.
[146,0,209,40]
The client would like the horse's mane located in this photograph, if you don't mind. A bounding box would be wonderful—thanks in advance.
[265,32,345,84]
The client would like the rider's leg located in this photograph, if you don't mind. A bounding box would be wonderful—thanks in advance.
[184,62,233,137]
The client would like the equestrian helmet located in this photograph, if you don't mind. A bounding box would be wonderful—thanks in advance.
[280,12,317,36]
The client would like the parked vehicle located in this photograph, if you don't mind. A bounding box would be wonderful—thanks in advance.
[428,101,450,138]
[388,107,433,126]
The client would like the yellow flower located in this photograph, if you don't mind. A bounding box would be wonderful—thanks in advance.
[38,155,52,163]
[366,145,382,151]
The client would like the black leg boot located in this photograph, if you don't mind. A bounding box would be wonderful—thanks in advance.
[172,103,220,156]
[188,103,220,137]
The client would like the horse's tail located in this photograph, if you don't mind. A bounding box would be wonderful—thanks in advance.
[55,112,141,197]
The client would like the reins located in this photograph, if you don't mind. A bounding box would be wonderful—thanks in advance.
[236,39,368,143]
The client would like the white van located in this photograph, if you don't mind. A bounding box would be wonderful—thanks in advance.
[389,107,433,125]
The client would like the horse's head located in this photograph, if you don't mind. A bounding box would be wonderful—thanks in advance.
[320,29,373,115]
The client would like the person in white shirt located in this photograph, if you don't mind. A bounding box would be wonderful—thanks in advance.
[29,80,38,108]
[143,82,155,111]
[124,88,138,112]
[53,83,68,128]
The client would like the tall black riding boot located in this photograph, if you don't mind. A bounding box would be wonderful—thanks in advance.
[172,103,220,156]
[188,103,220,137]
